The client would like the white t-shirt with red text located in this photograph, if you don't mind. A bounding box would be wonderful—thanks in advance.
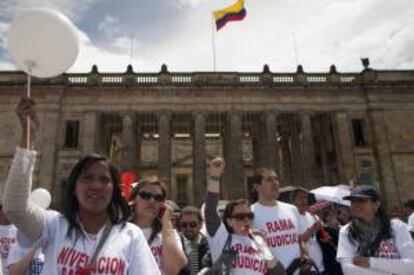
[208,223,274,275]
[32,210,160,275]
[142,227,183,271]
[337,219,413,260]
[299,212,324,272]
[0,224,17,275]
[251,201,305,268]
[337,219,414,275]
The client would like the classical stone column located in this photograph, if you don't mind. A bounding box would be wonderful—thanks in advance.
[158,112,172,189]
[368,110,399,206]
[315,114,330,185]
[264,112,279,170]
[82,112,98,155]
[223,112,244,199]
[192,112,206,206]
[333,112,356,183]
[290,115,303,185]
[322,115,334,183]
[252,116,266,169]
[281,136,293,185]
[38,111,59,193]
[300,112,317,188]
[121,112,137,171]
[135,117,142,177]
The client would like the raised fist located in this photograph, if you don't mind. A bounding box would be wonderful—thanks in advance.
[15,96,39,135]
[208,157,225,178]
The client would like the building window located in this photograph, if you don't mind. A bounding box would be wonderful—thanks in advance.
[64,120,80,148]
[351,119,367,147]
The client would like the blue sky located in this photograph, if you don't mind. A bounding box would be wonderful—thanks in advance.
[0,0,413,73]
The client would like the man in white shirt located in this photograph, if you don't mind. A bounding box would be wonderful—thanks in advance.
[250,168,308,272]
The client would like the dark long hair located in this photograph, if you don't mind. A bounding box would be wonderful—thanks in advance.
[348,200,392,256]
[130,177,167,245]
[222,199,250,233]
[64,154,130,240]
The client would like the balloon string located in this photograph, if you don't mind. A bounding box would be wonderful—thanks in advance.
[26,72,31,148]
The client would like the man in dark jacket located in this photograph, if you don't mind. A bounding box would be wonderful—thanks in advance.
[179,206,212,274]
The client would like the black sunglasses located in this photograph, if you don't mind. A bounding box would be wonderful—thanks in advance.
[180,221,198,229]
[138,191,165,202]
[231,212,255,221]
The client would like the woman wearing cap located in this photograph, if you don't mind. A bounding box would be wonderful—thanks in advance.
[130,177,187,274]
[3,96,160,274]
[337,185,414,274]
[204,157,285,275]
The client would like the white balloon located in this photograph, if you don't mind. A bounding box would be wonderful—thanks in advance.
[29,188,52,209]
[7,7,79,78]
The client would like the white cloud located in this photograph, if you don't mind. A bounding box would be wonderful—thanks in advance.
[1,0,413,73]
[68,30,133,73]
[0,60,16,71]
[173,0,212,9]
[0,22,9,52]
[97,15,122,39]
[0,0,98,21]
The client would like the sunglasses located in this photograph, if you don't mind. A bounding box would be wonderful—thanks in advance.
[138,191,165,202]
[180,221,198,229]
[231,212,255,221]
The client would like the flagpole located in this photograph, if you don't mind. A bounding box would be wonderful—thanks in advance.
[211,14,217,72]
[292,33,299,66]
[130,33,134,65]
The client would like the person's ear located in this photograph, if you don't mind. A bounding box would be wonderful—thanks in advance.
[226,218,233,228]
[374,201,381,211]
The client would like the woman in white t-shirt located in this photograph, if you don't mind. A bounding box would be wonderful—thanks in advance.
[130,177,187,274]
[3,97,160,275]
[204,157,285,275]
[337,185,414,275]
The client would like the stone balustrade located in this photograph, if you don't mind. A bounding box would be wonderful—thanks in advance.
[1,65,414,87]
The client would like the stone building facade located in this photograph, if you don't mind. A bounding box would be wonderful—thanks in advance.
[0,64,413,209]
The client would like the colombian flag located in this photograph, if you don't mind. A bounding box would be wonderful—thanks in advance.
[213,0,247,31]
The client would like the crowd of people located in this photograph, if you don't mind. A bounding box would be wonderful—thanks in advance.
[0,96,414,274]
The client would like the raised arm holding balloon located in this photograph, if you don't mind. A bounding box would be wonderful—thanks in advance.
[4,9,160,274]
[3,7,163,275]
[4,94,161,275]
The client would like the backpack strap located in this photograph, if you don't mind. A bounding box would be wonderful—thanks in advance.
[86,222,113,271]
